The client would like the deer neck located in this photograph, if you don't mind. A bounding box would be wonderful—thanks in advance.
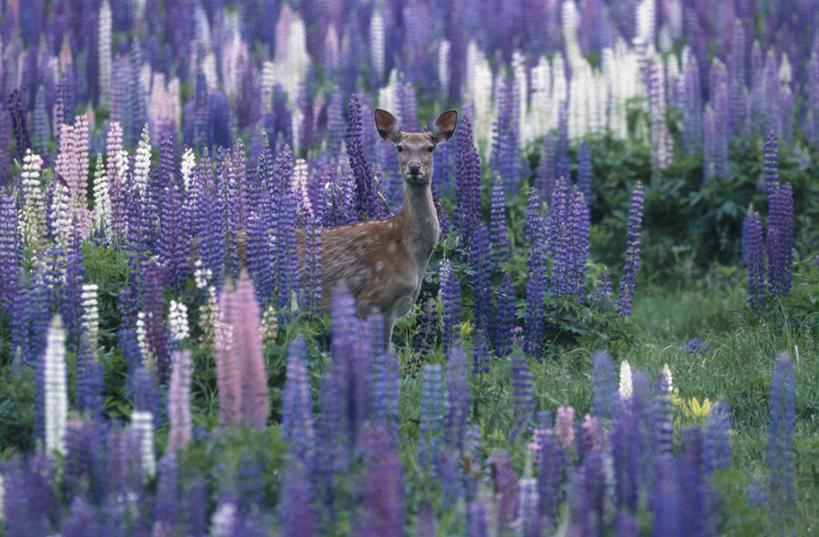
[398,180,440,271]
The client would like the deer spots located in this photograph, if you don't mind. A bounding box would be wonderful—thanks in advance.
[388,242,397,253]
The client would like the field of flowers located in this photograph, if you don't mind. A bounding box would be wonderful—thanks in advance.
[1,0,818,535]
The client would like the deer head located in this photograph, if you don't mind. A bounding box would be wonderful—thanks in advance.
[374,108,459,185]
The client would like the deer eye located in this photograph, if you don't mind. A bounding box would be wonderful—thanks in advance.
[396,145,404,152]
[427,146,435,152]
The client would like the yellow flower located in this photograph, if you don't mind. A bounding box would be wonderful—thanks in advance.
[685,397,712,422]
[459,320,474,340]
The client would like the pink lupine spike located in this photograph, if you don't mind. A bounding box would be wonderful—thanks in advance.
[556,406,575,451]
[168,350,192,451]
[215,281,241,427]
[233,271,269,428]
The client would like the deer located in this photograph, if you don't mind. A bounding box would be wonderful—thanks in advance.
[297,108,459,348]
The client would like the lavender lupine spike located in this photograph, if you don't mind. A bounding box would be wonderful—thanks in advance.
[345,93,382,220]
[549,177,571,299]
[536,133,556,201]
[704,400,733,474]
[143,260,170,382]
[168,350,192,452]
[768,352,795,514]
[678,427,706,537]
[440,259,461,355]
[489,175,511,268]
[617,181,644,317]
[592,351,616,420]
[489,449,520,533]
[510,352,534,441]
[355,425,405,537]
[494,273,515,354]
[0,191,20,311]
[569,187,590,300]
[418,364,445,467]
[154,453,180,529]
[455,114,481,247]
[372,348,400,444]
[282,337,315,462]
[745,211,766,309]
[444,345,469,451]
[526,188,547,273]
[280,458,315,537]
[767,181,793,299]
[470,221,493,335]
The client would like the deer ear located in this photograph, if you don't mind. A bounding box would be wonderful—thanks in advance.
[374,109,402,143]
[431,109,459,143]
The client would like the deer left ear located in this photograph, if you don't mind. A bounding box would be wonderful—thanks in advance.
[431,109,459,144]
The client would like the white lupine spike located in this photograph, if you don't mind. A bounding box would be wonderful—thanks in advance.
[180,148,196,192]
[92,155,112,237]
[465,41,495,150]
[619,360,633,399]
[135,311,153,371]
[210,501,237,537]
[438,40,451,97]
[168,299,190,343]
[194,4,211,51]
[133,125,151,196]
[272,6,310,105]
[81,283,100,351]
[44,315,68,455]
[20,149,45,249]
[661,364,674,393]
[324,26,340,71]
[779,53,792,85]
[370,9,385,81]
[98,0,112,106]
[51,176,72,251]
[260,61,276,113]
[636,0,656,47]
[292,159,312,218]
[562,0,582,64]
[518,477,540,537]
[131,410,156,479]
[528,56,551,140]
[201,52,218,90]
[512,50,528,148]
[378,70,399,117]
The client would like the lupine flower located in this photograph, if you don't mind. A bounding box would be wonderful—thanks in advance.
[556,406,575,451]
[653,372,674,457]
[279,458,315,537]
[19,150,46,252]
[355,425,405,537]
[524,271,545,354]
[767,181,793,298]
[418,364,444,467]
[444,345,469,450]
[345,93,382,219]
[510,352,534,441]
[592,351,616,419]
[168,299,189,345]
[142,260,170,382]
[455,114,481,247]
[745,211,765,308]
[0,191,20,310]
[704,399,732,473]
[519,477,540,537]
[282,337,315,462]
[470,221,493,336]
[536,133,556,201]
[619,360,633,399]
[768,352,795,512]
[372,348,401,444]
[215,272,269,429]
[168,350,192,452]
[568,186,590,300]
[549,176,571,298]
[131,409,156,479]
[678,426,707,537]
[43,315,68,455]
[489,176,511,268]
[440,259,461,355]
[466,496,491,537]
[488,449,519,533]
[617,181,644,317]
[494,272,515,354]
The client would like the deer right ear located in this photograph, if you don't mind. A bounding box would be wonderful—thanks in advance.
[374,109,402,143]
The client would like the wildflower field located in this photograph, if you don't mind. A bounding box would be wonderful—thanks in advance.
[1,0,819,535]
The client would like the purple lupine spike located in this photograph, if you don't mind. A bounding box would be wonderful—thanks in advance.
[524,270,545,355]
[808,53,819,146]
[158,123,177,187]
[678,426,706,537]
[355,425,405,537]
[183,476,208,537]
[549,176,571,299]
[764,130,779,193]
[246,209,274,308]
[6,88,31,160]
[729,20,747,135]
[491,77,520,192]
[345,93,382,220]
[397,78,420,132]
[653,372,674,458]
[470,220,493,336]
[440,259,461,355]
[436,449,464,510]
[208,91,231,148]
[569,186,590,300]
[372,347,401,445]
[416,502,436,537]
[494,272,515,354]
[526,188,547,274]
[466,497,491,537]
[302,216,323,312]
[617,181,644,317]
[61,241,85,353]
[277,188,299,311]
[142,260,170,383]
[75,342,103,418]
[2,455,58,537]
[768,352,795,511]
[154,453,179,528]
[510,352,534,441]
[444,344,469,450]
[652,454,681,537]
[592,351,616,420]
[537,428,566,525]
[745,211,765,309]
[326,90,345,156]
[489,176,511,269]
[767,181,793,299]
[159,184,188,289]
[488,449,519,533]
[704,399,732,473]
[455,114,481,247]
[418,363,445,468]
[280,458,315,537]
[283,337,315,463]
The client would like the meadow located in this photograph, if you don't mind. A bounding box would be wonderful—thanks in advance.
[0,0,818,535]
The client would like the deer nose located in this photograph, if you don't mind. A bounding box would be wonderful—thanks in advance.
[409,162,421,175]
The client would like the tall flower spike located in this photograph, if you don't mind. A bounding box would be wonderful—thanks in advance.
[279,458,315,537]
[43,315,68,455]
[131,409,156,479]
[168,350,193,452]
[617,181,644,317]
[592,351,616,420]
[355,425,405,537]
[418,364,444,467]
[282,337,315,462]
[745,211,765,309]
[444,345,469,450]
